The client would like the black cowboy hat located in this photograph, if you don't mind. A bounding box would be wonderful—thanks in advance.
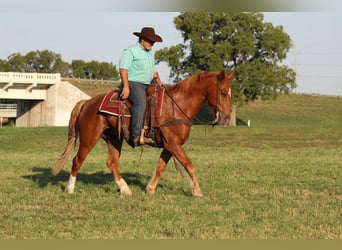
[133,27,163,43]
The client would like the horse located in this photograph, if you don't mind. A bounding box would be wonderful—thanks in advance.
[52,70,234,197]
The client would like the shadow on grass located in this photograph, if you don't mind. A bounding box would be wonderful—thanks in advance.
[22,166,152,192]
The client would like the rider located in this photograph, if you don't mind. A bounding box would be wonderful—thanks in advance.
[119,27,163,147]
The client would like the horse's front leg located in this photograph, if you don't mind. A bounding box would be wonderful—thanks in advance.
[167,145,203,197]
[146,149,172,194]
[106,138,132,196]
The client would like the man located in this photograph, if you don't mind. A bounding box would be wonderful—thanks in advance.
[119,27,163,147]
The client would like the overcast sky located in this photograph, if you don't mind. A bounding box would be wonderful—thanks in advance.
[1,1,341,96]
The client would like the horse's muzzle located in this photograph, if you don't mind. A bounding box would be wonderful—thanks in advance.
[212,111,229,126]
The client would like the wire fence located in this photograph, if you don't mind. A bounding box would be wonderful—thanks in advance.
[61,77,120,85]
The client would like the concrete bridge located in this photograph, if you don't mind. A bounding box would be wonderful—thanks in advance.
[0,72,90,127]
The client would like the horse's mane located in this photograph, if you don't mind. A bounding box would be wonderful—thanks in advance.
[166,71,217,93]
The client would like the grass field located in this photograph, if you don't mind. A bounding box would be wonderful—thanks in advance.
[0,94,341,239]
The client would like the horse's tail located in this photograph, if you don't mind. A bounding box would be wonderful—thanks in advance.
[51,99,87,176]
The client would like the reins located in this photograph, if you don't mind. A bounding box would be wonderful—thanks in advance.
[162,76,222,127]
[162,86,193,124]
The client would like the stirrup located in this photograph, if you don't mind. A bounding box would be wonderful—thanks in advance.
[139,128,154,145]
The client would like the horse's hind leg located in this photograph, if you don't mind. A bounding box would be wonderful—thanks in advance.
[65,145,92,193]
[146,149,172,194]
[106,138,132,196]
[65,135,101,194]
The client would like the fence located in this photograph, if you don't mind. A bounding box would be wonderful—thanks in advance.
[61,77,120,85]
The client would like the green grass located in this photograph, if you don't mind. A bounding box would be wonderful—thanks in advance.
[237,94,342,128]
[0,94,341,239]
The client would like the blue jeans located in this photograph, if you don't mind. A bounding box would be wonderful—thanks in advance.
[120,81,149,140]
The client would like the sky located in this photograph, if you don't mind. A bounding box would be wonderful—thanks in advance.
[1,1,342,96]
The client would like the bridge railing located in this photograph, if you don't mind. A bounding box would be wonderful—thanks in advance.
[0,72,61,84]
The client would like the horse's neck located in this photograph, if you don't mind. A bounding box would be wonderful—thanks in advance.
[172,78,210,119]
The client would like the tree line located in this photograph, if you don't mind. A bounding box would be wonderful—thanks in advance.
[0,50,119,81]
[1,12,296,110]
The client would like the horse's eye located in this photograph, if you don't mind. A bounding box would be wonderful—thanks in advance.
[221,92,227,97]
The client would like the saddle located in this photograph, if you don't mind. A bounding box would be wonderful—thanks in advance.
[99,85,165,146]
[99,90,131,117]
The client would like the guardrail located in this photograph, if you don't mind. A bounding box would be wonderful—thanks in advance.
[0,72,61,84]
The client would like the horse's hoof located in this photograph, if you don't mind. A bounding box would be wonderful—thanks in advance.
[120,187,132,196]
[146,190,155,195]
[193,193,203,197]
[146,186,156,194]
[64,186,74,194]
[192,189,203,197]
[116,178,132,196]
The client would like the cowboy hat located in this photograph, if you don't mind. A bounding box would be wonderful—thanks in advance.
[133,27,163,42]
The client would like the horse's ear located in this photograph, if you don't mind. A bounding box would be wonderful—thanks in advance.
[218,70,226,81]
[227,70,234,80]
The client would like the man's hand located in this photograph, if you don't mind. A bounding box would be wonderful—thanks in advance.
[119,68,130,99]
[153,72,164,87]
[120,86,130,99]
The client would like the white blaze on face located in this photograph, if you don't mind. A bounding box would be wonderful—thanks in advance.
[228,87,231,99]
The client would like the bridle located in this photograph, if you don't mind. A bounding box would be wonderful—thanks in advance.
[211,77,232,125]
[161,74,231,126]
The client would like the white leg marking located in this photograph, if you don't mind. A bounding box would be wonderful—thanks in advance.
[65,175,76,194]
[146,172,157,194]
[116,178,132,196]
[190,179,203,197]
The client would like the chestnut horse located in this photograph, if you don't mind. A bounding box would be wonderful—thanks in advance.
[52,70,233,197]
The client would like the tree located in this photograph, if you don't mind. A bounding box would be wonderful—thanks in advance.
[3,50,69,75]
[71,59,87,78]
[7,53,30,72]
[55,60,71,77]
[155,12,296,112]
[84,60,101,79]
[0,59,11,71]
[99,62,119,81]
[25,50,67,74]
[71,60,119,80]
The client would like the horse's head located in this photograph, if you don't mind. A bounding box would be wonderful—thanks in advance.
[207,70,234,126]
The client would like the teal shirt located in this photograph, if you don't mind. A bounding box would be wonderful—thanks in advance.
[119,42,156,85]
